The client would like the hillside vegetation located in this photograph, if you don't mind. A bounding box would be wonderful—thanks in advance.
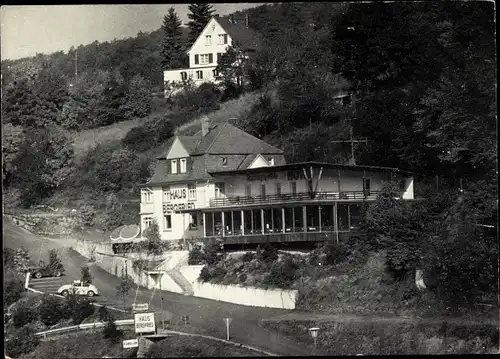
[1,0,497,332]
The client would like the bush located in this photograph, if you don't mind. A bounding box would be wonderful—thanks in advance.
[238,273,247,283]
[98,305,111,322]
[13,305,38,328]
[263,257,299,288]
[71,297,95,325]
[81,266,93,284]
[261,244,278,263]
[188,245,205,265]
[102,319,122,343]
[323,242,350,265]
[242,252,254,262]
[5,325,40,357]
[199,267,212,282]
[203,241,222,265]
[39,295,63,326]
[4,270,25,306]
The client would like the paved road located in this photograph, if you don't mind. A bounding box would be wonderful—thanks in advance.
[3,219,322,356]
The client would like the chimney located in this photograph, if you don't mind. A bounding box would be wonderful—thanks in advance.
[245,14,249,28]
[230,15,235,24]
[201,116,210,137]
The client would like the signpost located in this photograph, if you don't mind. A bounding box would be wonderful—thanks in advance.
[134,312,156,334]
[224,318,232,341]
[122,339,139,349]
[132,303,149,312]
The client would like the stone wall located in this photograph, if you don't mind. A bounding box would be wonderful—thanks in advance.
[3,212,77,235]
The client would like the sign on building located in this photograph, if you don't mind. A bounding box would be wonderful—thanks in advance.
[122,339,139,348]
[134,312,156,334]
[132,303,149,312]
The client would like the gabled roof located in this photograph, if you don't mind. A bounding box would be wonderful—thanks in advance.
[238,154,258,169]
[216,16,262,50]
[186,16,261,54]
[178,136,200,154]
[192,123,283,155]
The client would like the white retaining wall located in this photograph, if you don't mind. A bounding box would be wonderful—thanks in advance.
[179,265,297,310]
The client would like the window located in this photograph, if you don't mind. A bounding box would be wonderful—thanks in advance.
[276,183,281,196]
[399,180,406,191]
[261,184,266,199]
[180,72,188,81]
[363,178,371,196]
[212,69,217,77]
[268,157,275,166]
[188,184,197,200]
[245,183,252,197]
[215,182,225,198]
[205,35,212,45]
[200,54,211,64]
[290,182,297,196]
[141,189,153,203]
[189,212,198,230]
[164,215,172,231]
[222,157,227,166]
[171,160,177,174]
[143,216,153,229]
[163,186,171,202]
[218,34,228,45]
[217,53,223,63]
[196,70,203,80]
[195,54,199,65]
[180,158,187,173]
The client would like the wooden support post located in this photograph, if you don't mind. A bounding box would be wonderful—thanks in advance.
[337,169,341,196]
[282,208,285,234]
[261,209,265,235]
[313,167,324,195]
[318,206,322,232]
[221,211,225,237]
[241,210,245,235]
[333,203,339,243]
[303,206,307,233]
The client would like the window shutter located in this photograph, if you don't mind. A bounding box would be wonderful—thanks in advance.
[217,53,222,62]
[195,54,199,64]
[208,53,213,63]
[224,34,228,44]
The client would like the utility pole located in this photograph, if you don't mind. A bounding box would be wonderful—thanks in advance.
[331,93,367,165]
[75,51,78,84]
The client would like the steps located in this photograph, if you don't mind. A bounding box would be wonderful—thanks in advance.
[166,269,194,296]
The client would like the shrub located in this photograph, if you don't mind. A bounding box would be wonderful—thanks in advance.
[263,257,299,288]
[98,305,111,322]
[13,305,38,328]
[210,266,228,283]
[4,270,25,306]
[199,267,212,282]
[238,273,247,283]
[39,295,63,326]
[79,205,96,227]
[81,266,93,284]
[204,241,222,265]
[261,244,278,263]
[188,245,205,265]
[102,318,123,343]
[5,325,40,357]
[4,248,17,269]
[71,297,95,325]
[242,252,254,262]
[323,242,350,265]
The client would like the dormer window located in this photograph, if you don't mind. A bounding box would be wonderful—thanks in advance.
[222,157,227,166]
[268,157,275,166]
[171,160,177,174]
[180,158,187,173]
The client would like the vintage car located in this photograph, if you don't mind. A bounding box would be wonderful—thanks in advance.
[27,260,64,279]
[57,280,99,297]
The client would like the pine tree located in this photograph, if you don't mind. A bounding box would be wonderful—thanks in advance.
[161,7,185,70]
[187,3,216,45]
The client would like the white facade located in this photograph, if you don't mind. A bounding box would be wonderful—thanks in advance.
[164,17,233,88]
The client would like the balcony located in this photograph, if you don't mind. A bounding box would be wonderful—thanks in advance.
[208,191,383,208]
[209,231,355,245]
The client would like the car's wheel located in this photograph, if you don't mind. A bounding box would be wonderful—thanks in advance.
[34,272,42,279]
[87,291,95,297]
[54,270,62,277]
[61,290,69,297]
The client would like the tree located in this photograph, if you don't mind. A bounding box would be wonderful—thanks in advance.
[161,7,185,70]
[2,123,25,184]
[187,3,216,45]
[125,74,152,118]
[143,219,165,255]
[215,42,249,96]
[81,266,93,284]
[115,275,134,310]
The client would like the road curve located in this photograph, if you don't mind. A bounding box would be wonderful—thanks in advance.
[2,218,321,356]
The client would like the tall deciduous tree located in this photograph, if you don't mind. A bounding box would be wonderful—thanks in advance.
[161,7,185,70]
[187,3,216,45]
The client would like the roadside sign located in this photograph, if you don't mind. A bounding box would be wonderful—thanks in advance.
[132,303,149,312]
[122,339,139,349]
[134,312,156,334]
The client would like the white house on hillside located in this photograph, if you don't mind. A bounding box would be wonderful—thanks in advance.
[163,15,261,93]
